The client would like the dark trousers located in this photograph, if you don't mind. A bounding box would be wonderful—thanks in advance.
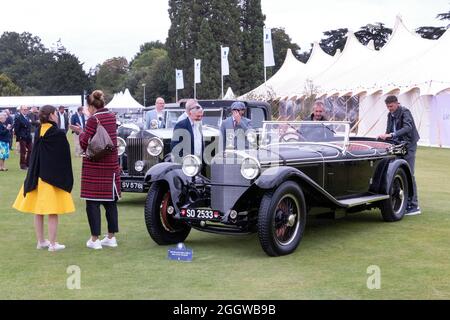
[86,200,119,237]
[19,139,32,169]
[404,145,418,209]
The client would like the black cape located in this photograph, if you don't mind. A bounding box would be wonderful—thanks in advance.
[23,122,73,196]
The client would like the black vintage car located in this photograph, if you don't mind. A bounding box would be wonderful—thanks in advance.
[117,100,271,193]
[144,121,413,256]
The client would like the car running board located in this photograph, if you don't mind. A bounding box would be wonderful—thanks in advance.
[337,194,390,208]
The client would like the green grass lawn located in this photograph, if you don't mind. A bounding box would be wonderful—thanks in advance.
[1,144,449,299]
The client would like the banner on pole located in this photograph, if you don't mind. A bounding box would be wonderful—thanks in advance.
[194,59,201,84]
[221,46,230,76]
[263,27,275,67]
[175,69,184,90]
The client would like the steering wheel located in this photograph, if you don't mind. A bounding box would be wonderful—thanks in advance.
[279,131,306,142]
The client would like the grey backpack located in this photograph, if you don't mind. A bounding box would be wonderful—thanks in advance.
[86,115,114,161]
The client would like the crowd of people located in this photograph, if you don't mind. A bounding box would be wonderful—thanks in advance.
[7,90,120,252]
[3,93,420,252]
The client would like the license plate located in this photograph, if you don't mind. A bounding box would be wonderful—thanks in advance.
[121,181,144,192]
[180,208,221,221]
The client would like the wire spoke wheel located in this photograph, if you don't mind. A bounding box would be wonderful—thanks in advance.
[273,194,300,246]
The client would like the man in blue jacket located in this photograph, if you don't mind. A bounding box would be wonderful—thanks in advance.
[70,106,86,156]
[378,95,420,216]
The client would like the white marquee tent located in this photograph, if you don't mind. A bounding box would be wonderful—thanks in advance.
[105,88,144,110]
[0,95,83,110]
[241,16,450,148]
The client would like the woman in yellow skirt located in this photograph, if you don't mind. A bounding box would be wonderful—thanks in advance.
[13,105,75,252]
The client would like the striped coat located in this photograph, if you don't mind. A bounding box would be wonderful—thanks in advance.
[79,108,120,201]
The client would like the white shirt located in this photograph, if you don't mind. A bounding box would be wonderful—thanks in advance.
[78,113,84,129]
[59,112,66,130]
[190,119,202,158]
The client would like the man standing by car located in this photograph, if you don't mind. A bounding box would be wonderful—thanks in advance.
[378,95,420,216]
[171,99,204,162]
[145,97,165,129]
[14,106,33,170]
[220,101,252,150]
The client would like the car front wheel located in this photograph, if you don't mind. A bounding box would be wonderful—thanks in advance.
[257,181,306,256]
[145,181,191,245]
[380,167,409,222]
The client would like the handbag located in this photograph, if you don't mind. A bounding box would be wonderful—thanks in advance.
[85,115,114,161]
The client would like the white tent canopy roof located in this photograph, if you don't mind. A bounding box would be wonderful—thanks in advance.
[105,89,144,109]
[0,95,82,109]
[241,15,450,99]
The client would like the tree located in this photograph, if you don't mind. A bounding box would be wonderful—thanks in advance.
[131,41,166,66]
[416,26,446,40]
[125,47,172,104]
[167,0,207,98]
[0,73,22,96]
[437,10,450,27]
[196,19,220,99]
[209,0,242,96]
[319,28,348,56]
[0,31,54,94]
[239,0,265,95]
[354,23,392,50]
[43,46,90,95]
[94,57,129,101]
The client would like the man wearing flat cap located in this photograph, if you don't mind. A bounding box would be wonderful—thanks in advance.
[220,101,252,150]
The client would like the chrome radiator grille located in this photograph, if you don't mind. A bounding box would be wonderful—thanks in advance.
[126,138,160,175]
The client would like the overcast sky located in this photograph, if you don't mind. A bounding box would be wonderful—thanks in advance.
[1,0,448,71]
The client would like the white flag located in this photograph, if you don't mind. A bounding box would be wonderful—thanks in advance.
[263,27,275,67]
[221,46,230,76]
[175,69,184,90]
[194,59,201,84]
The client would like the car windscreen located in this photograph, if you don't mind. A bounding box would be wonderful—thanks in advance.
[261,121,349,146]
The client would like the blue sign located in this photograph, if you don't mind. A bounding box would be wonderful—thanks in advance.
[168,243,193,262]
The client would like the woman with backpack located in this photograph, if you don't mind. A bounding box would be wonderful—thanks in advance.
[71,90,121,250]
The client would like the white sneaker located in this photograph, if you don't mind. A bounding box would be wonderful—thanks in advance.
[48,243,66,252]
[100,236,118,247]
[86,238,102,250]
[37,239,51,249]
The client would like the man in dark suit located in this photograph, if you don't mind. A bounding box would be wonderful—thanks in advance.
[170,99,204,163]
[378,95,420,216]
[57,105,69,133]
[70,106,86,156]
[13,106,33,170]
[220,101,252,150]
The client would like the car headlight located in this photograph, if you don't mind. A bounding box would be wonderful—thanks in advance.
[240,157,260,180]
[147,138,163,156]
[182,155,202,177]
[117,137,126,156]
[247,130,257,144]
[135,160,144,172]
